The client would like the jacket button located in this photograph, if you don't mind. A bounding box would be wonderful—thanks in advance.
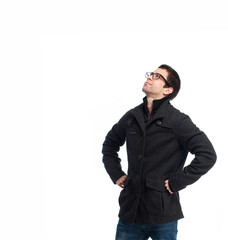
[157,120,162,125]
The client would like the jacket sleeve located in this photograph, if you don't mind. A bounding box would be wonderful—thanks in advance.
[102,112,129,184]
[169,113,217,192]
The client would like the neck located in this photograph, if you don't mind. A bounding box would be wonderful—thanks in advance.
[146,95,162,111]
[146,96,154,116]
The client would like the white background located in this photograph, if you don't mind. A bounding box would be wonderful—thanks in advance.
[0,1,227,239]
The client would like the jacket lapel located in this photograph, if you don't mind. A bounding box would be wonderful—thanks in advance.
[150,100,170,124]
[130,104,146,135]
[130,100,170,133]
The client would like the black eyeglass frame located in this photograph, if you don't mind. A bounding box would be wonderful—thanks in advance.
[145,72,172,87]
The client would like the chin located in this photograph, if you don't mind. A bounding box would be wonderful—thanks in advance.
[142,87,150,94]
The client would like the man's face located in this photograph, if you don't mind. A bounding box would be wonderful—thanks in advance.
[142,68,172,98]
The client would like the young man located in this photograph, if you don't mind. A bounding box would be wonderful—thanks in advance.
[102,64,216,240]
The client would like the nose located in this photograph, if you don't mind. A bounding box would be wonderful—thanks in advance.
[147,76,153,81]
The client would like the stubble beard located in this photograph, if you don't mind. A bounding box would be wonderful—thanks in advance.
[142,84,151,95]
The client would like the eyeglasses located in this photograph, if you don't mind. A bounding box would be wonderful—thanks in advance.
[145,72,171,87]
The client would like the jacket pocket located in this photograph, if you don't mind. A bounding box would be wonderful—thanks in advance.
[127,127,138,135]
[145,177,165,216]
[146,177,182,216]
[162,191,182,215]
[118,176,131,213]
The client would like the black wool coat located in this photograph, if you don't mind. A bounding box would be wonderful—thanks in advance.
[102,98,216,225]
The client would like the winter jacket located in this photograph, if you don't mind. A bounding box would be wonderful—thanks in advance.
[102,97,216,225]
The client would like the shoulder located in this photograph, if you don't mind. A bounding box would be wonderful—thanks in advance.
[116,102,146,128]
[166,103,191,126]
[118,103,142,124]
[167,102,188,118]
[166,103,202,139]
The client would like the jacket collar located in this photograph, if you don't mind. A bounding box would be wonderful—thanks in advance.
[130,97,170,134]
[143,96,168,117]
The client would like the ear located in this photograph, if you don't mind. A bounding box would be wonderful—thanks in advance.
[163,87,173,96]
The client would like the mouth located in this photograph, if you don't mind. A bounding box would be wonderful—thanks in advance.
[145,82,152,86]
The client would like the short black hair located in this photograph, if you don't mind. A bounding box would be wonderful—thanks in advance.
[158,64,181,100]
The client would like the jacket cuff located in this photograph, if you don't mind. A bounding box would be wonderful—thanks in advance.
[111,171,127,184]
[169,177,186,192]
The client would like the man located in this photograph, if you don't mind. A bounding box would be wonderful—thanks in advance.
[102,64,216,240]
